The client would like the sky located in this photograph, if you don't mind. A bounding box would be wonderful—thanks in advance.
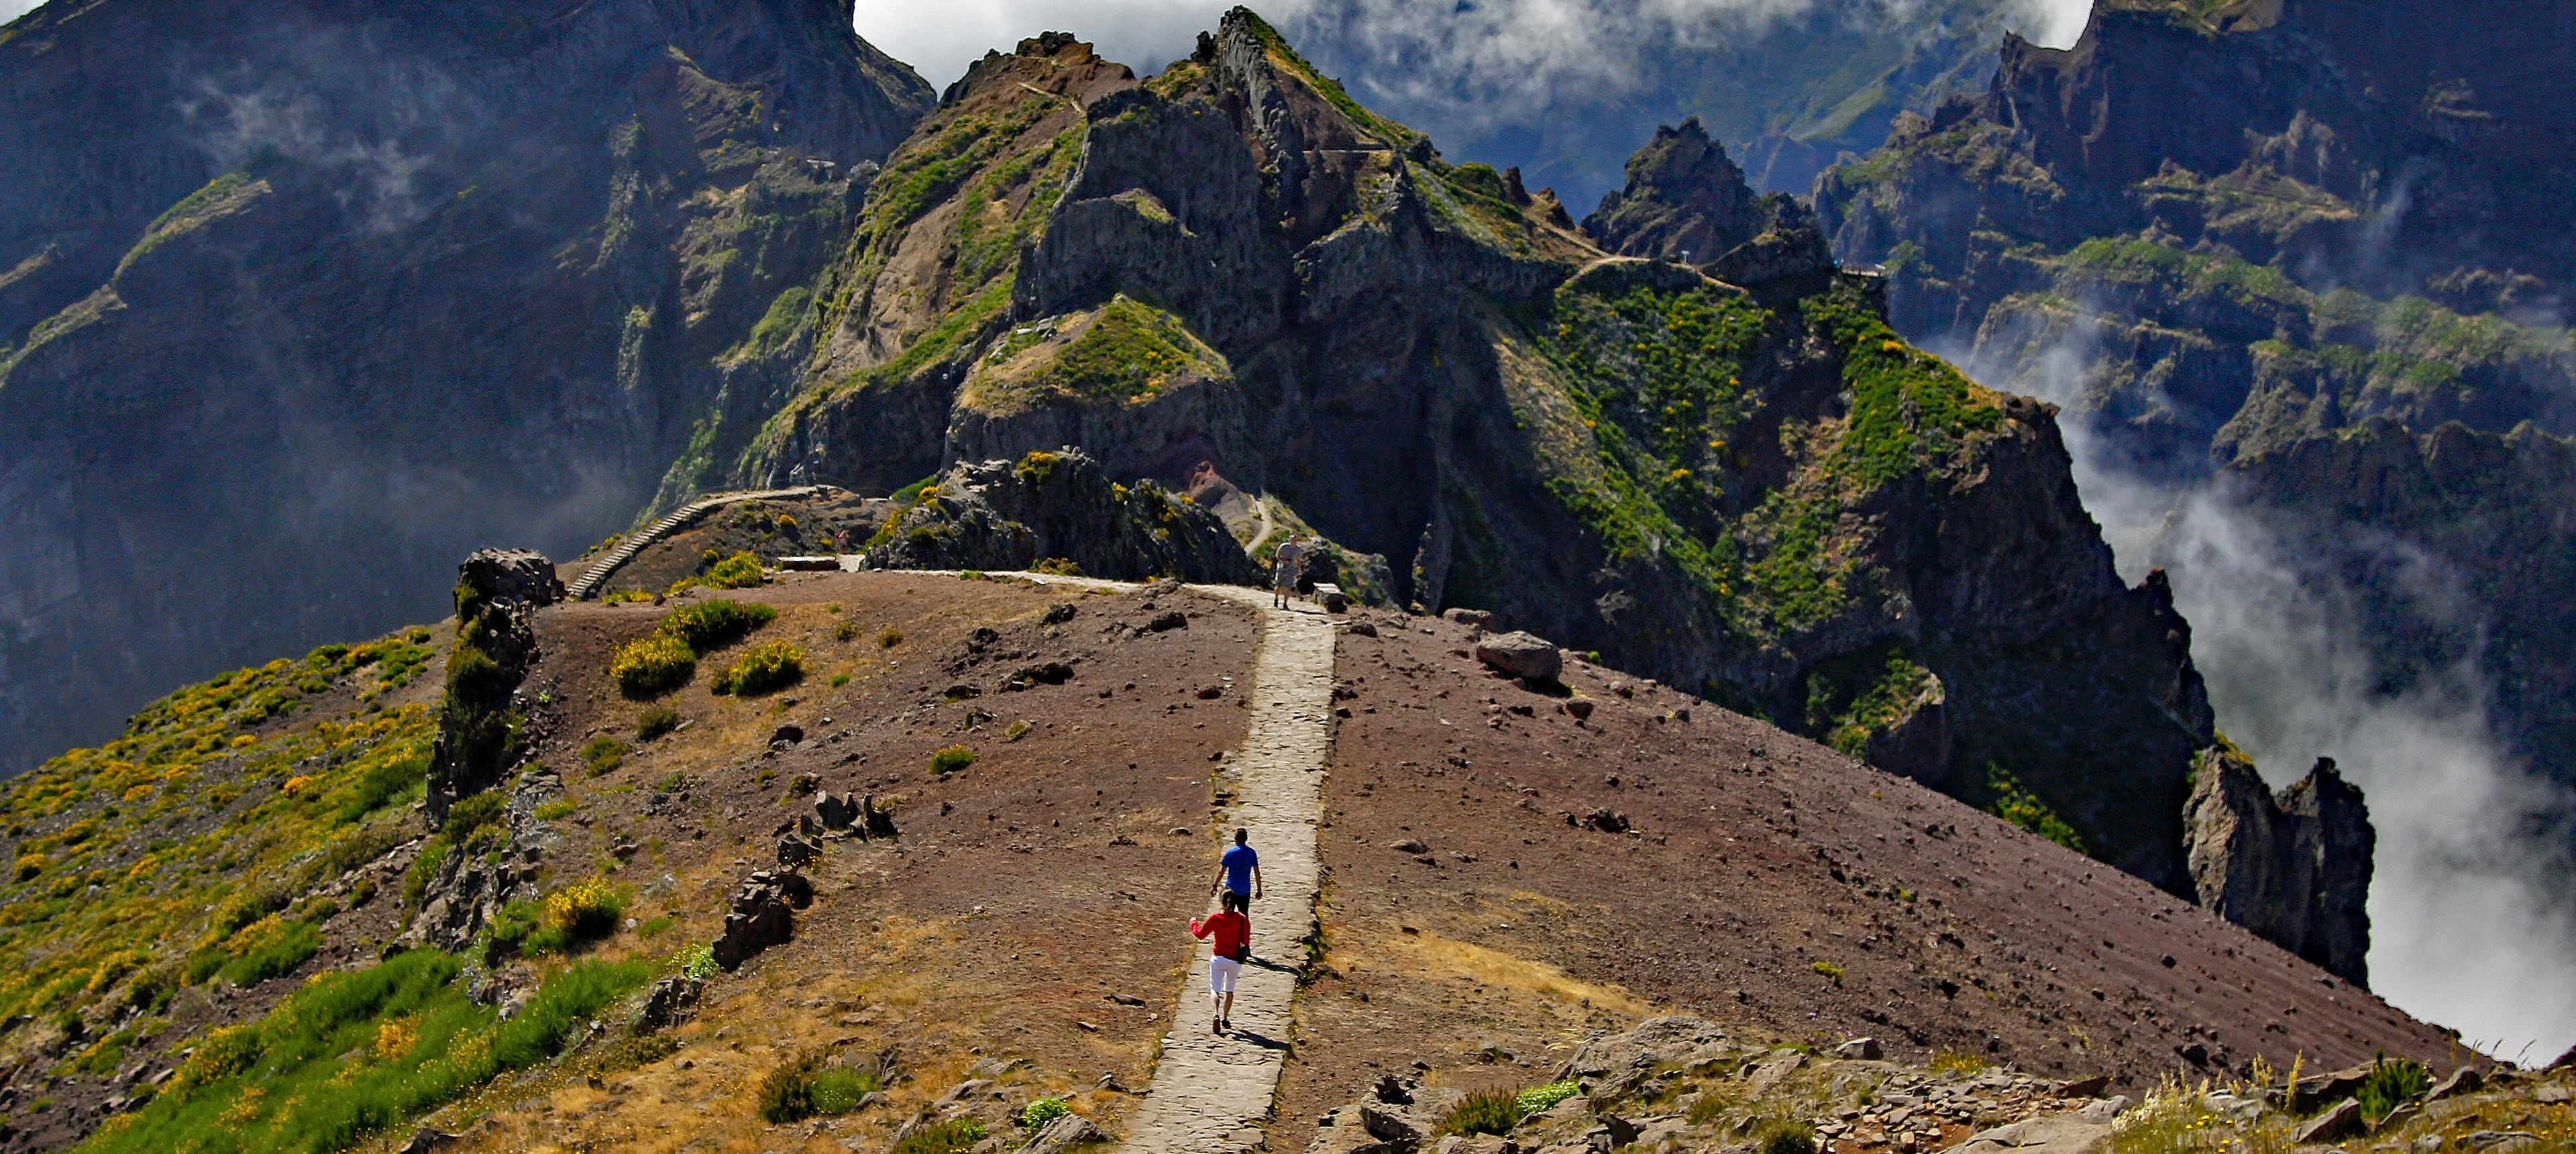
[851,0,2092,108]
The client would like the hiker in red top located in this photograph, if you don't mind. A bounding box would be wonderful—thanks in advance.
[1189,889,1250,1032]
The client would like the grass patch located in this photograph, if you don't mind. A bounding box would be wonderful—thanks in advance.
[890,1116,987,1154]
[928,745,977,776]
[1022,1097,1071,1129]
[1761,1122,1818,1154]
[582,736,625,776]
[1809,959,1844,986]
[1929,1048,1989,1074]
[96,951,652,1154]
[1440,1088,1525,1137]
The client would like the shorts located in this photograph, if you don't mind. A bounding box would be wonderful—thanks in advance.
[1209,955,1242,994]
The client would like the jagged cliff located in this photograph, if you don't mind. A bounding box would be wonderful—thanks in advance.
[0,0,935,780]
[1811,0,2576,814]
[2185,747,2373,986]
[710,12,2217,891]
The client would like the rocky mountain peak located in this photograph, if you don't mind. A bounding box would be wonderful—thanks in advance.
[1582,117,1833,286]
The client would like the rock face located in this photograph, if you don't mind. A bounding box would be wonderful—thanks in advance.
[866,449,1262,585]
[712,870,814,969]
[716,11,2218,892]
[0,0,935,778]
[428,551,560,822]
[2184,748,2374,986]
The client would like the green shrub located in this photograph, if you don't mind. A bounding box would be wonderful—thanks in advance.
[442,788,506,842]
[1439,1089,1523,1136]
[532,798,576,821]
[757,1048,881,1123]
[712,641,806,696]
[701,551,765,590]
[402,840,450,908]
[889,1116,985,1154]
[1023,1097,1071,1129]
[814,1067,877,1114]
[1982,762,2087,854]
[218,917,323,986]
[335,751,426,823]
[928,745,977,776]
[2357,1053,2430,1122]
[675,942,718,980]
[1761,1122,1817,1154]
[657,599,777,651]
[582,736,625,775]
[878,627,903,647]
[1810,959,1844,986]
[610,634,695,697]
[635,706,682,740]
[834,621,858,642]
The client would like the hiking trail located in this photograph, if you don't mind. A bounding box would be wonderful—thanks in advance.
[1124,586,1335,1154]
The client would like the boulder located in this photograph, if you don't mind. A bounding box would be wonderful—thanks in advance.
[1835,1037,1882,1060]
[1148,611,1189,633]
[1044,602,1077,624]
[1444,608,1497,631]
[771,723,805,747]
[399,1129,462,1154]
[1318,584,1350,613]
[2292,1100,2365,1145]
[1939,1115,2111,1154]
[1024,1113,1110,1154]
[1555,1016,1730,1102]
[1564,699,1595,721]
[816,792,861,831]
[1474,632,1561,683]
[777,835,820,868]
[1346,621,1379,637]
[457,548,564,609]
[635,977,703,1031]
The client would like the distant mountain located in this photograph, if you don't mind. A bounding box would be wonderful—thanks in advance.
[1278,0,2057,202]
[1811,0,2576,804]
[0,0,934,778]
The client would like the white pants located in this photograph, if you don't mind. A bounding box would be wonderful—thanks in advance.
[1208,956,1241,994]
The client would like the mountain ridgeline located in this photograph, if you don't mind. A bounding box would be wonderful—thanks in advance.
[0,0,934,786]
[688,14,2234,906]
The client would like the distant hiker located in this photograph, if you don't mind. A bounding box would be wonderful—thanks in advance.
[1190,889,1251,1031]
[1271,537,1306,608]
[1212,826,1263,902]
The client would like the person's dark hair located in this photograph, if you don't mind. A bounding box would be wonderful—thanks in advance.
[1224,890,1247,913]
[1233,827,1248,844]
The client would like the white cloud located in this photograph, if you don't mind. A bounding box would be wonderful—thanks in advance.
[1,0,47,25]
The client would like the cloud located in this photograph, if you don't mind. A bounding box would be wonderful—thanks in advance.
[1951,315,2576,1063]
[1,0,44,25]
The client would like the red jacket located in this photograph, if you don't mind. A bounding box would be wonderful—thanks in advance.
[1191,910,1250,961]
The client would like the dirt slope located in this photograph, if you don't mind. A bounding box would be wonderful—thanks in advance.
[1273,607,2455,1151]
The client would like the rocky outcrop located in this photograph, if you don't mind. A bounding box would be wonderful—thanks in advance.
[0,0,936,780]
[2184,747,2374,986]
[867,449,1262,585]
[427,551,559,823]
[712,870,814,969]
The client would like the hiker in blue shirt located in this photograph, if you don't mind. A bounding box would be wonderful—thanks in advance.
[1212,827,1263,903]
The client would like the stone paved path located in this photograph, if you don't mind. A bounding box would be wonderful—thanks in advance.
[1124,588,1336,1154]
